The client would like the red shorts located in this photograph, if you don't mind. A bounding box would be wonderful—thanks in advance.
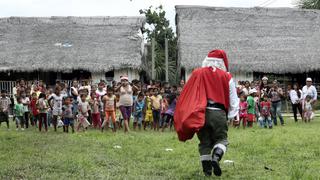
[240,113,247,119]
[247,114,255,122]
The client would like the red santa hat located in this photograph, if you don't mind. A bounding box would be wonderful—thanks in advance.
[202,49,229,71]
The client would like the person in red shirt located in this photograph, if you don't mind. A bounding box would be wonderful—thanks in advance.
[30,92,39,127]
[259,94,272,129]
[174,49,239,177]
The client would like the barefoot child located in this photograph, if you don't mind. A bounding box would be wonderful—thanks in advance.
[303,95,313,123]
[238,93,248,128]
[259,94,272,128]
[48,86,63,132]
[160,92,168,129]
[133,93,145,130]
[151,88,162,131]
[0,90,11,129]
[62,96,75,133]
[30,92,39,127]
[37,93,49,132]
[20,91,31,128]
[247,89,257,128]
[90,92,101,129]
[144,89,153,130]
[77,94,90,131]
[161,93,176,132]
[14,97,25,131]
[102,87,117,132]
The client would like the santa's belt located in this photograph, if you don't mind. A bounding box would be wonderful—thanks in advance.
[206,102,226,112]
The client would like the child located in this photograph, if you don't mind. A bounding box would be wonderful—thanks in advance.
[133,93,145,130]
[254,93,260,123]
[90,92,101,129]
[37,93,49,132]
[20,91,31,128]
[303,95,313,123]
[30,92,39,128]
[151,88,162,131]
[161,93,176,132]
[102,87,117,132]
[160,92,168,129]
[48,86,63,132]
[46,88,54,127]
[115,93,122,129]
[144,89,153,130]
[14,97,25,130]
[77,94,90,131]
[62,96,75,133]
[247,89,257,128]
[238,93,248,128]
[259,94,272,129]
[0,90,11,129]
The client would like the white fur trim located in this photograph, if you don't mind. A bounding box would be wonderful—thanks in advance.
[214,143,227,154]
[202,57,226,71]
[205,57,224,61]
[200,155,212,161]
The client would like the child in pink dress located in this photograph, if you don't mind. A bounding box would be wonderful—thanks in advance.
[303,95,313,123]
[238,94,248,128]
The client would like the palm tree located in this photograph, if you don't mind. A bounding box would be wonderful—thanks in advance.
[297,0,320,9]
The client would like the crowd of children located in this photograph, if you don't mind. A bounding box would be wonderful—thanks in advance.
[234,76,318,129]
[0,78,183,133]
[0,77,317,132]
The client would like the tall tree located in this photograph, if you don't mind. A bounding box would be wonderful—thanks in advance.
[139,6,177,84]
[297,0,320,9]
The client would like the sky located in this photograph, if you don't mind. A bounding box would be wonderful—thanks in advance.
[0,0,295,29]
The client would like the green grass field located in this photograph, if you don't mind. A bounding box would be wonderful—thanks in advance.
[1,118,320,180]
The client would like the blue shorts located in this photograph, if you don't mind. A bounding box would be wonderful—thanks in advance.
[134,112,143,124]
[64,118,74,126]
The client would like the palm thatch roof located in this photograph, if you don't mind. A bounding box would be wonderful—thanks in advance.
[0,16,145,73]
[176,6,320,74]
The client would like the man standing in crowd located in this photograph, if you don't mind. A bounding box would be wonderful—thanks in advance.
[174,49,239,177]
[302,78,318,104]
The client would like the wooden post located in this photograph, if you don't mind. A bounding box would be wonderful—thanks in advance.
[151,38,155,80]
[165,38,169,82]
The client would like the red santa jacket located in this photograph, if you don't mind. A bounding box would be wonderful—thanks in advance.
[174,67,232,142]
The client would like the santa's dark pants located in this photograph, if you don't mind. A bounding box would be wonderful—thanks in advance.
[197,108,228,176]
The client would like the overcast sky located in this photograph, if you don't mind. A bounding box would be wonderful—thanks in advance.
[0,0,295,28]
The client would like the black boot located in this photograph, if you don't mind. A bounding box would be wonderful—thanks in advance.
[201,160,212,177]
[212,148,224,176]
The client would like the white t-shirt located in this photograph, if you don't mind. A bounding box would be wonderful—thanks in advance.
[289,90,302,104]
[49,94,63,116]
[21,97,30,112]
[242,88,249,96]
[95,89,106,97]
[302,85,317,101]
[78,101,90,117]
[305,101,313,111]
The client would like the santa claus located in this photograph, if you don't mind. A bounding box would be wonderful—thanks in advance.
[174,49,239,176]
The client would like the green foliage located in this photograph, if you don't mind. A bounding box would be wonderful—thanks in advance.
[139,6,177,84]
[1,118,320,179]
[297,0,320,9]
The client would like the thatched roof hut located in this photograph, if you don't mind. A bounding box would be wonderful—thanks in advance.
[176,6,320,74]
[0,16,145,73]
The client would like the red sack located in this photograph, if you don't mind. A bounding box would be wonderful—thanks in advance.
[174,69,207,142]
[174,67,231,142]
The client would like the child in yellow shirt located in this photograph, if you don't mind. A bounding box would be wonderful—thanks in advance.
[144,89,153,130]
